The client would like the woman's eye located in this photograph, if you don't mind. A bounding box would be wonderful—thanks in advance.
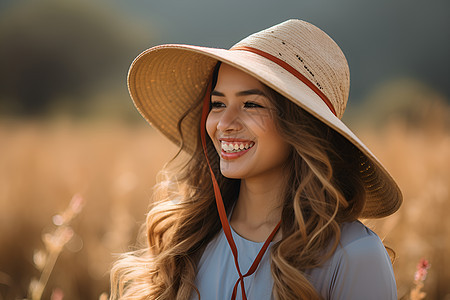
[244,101,264,108]
[210,101,225,109]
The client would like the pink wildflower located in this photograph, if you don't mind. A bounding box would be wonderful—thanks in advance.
[414,258,430,282]
[69,194,85,214]
[51,288,64,300]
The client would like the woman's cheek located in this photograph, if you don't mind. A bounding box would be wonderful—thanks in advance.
[205,113,216,140]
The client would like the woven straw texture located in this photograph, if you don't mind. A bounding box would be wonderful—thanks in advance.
[127,19,402,218]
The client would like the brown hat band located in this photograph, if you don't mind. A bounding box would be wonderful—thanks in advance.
[231,46,337,116]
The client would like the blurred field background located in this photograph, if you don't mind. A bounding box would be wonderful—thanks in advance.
[0,0,449,299]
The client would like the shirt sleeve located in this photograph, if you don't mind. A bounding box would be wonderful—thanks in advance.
[328,235,397,300]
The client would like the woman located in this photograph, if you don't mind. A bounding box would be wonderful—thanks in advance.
[111,19,402,299]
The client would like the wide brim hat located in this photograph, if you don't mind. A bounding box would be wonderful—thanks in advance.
[127,19,402,218]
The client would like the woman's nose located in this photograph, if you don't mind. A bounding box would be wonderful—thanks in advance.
[216,107,242,133]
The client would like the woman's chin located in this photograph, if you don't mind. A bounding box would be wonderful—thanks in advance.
[219,165,246,179]
[220,171,243,179]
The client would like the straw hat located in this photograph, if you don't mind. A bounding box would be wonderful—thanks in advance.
[127,19,402,218]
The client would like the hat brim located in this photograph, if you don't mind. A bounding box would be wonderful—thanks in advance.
[128,44,402,218]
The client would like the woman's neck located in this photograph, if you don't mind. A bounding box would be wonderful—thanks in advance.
[230,173,286,242]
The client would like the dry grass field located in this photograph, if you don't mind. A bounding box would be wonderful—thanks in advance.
[0,103,449,299]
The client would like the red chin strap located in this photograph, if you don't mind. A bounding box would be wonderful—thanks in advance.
[199,80,281,300]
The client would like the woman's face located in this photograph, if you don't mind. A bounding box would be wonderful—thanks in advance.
[206,63,291,181]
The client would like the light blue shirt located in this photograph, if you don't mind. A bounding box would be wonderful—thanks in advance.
[192,221,397,300]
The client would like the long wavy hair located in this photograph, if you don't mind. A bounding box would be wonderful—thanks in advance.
[110,64,367,299]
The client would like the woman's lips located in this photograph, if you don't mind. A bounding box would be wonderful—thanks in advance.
[219,140,255,160]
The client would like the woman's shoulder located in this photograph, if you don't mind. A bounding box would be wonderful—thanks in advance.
[338,220,385,252]
[307,221,397,299]
[333,220,394,275]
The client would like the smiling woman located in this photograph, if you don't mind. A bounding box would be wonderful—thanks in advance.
[207,63,291,183]
[111,19,402,300]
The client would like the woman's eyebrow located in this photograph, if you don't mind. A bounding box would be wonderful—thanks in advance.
[211,90,225,97]
[236,89,267,97]
[211,89,267,97]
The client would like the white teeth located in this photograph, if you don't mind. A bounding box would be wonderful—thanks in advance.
[221,141,254,153]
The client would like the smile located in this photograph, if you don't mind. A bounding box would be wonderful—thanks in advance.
[221,141,255,153]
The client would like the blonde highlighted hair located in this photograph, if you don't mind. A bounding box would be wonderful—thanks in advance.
[110,67,366,299]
